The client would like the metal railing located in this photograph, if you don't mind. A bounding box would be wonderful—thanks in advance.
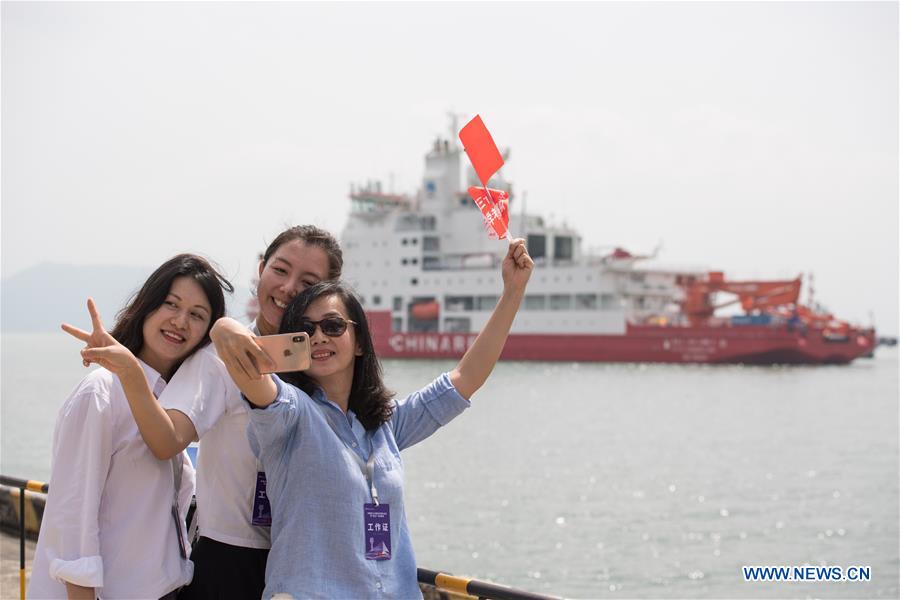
[1,475,48,600]
[417,568,560,600]
[2,475,559,600]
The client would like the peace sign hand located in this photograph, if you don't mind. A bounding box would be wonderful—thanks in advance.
[62,298,140,378]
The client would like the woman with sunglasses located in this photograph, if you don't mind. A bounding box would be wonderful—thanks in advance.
[28,254,232,600]
[211,239,533,598]
[71,226,343,599]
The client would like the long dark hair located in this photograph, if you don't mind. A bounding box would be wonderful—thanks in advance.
[111,254,234,359]
[278,281,394,431]
[262,225,343,280]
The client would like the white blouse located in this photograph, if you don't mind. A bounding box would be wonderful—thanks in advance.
[28,361,195,600]
[158,344,271,549]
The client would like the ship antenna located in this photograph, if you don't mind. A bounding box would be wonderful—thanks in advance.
[808,272,815,307]
[447,111,457,144]
[446,111,466,149]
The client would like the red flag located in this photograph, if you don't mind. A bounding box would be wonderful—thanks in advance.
[467,186,509,240]
[459,115,504,187]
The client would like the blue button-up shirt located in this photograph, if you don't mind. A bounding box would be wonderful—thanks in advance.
[247,372,470,599]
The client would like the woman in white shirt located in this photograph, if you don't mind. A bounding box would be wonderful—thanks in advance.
[28,254,233,600]
[71,226,343,599]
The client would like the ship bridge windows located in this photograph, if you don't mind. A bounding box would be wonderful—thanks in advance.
[527,234,546,260]
[392,213,434,232]
[524,295,546,310]
[550,294,572,310]
[423,236,440,251]
[476,295,499,310]
[445,295,474,311]
[397,215,420,232]
[444,317,470,333]
[554,236,573,261]
[423,256,441,270]
[575,293,598,310]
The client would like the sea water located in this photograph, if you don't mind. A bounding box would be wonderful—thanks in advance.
[2,333,897,598]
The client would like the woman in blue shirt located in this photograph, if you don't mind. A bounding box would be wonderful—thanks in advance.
[210,239,533,599]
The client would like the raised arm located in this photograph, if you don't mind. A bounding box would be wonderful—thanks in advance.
[209,317,276,380]
[63,299,197,459]
[210,318,278,407]
[450,238,533,399]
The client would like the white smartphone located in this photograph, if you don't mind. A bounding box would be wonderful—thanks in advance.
[255,332,311,373]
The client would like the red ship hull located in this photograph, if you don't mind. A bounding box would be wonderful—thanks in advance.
[367,311,875,365]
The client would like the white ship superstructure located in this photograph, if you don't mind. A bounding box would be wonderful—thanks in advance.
[341,125,693,337]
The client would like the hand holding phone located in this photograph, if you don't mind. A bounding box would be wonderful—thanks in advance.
[254,333,311,374]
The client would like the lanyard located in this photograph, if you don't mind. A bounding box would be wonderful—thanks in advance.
[170,454,188,558]
[151,379,188,559]
[312,401,380,506]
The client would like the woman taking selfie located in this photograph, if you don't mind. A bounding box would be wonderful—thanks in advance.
[213,239,533,599]
[28,254,232,600]
[88,225,343,598]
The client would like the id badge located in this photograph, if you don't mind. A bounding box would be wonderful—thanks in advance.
[252,471,272,527]
[363,503,391,560]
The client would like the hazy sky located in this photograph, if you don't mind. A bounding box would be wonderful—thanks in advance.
[3,2,897,334]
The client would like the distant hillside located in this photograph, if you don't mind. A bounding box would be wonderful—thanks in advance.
[2,263,252,332]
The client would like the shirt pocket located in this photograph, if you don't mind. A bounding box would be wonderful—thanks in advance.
[374,450,404,498]
[375,448,402,472]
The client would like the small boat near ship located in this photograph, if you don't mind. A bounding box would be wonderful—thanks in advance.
[323,119,875,365]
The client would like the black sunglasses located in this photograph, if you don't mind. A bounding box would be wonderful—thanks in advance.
[297,316,357,338]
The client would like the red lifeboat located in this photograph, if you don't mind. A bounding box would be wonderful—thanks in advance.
[410,301,440,320]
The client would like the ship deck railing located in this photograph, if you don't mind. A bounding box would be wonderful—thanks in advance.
[1,475,559,600]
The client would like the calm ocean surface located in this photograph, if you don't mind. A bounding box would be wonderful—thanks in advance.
[2,333,898,599]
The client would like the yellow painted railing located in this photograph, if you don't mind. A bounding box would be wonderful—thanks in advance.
[2,475,559,600]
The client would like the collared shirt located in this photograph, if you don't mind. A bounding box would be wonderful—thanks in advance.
[159,341,271,549]
[248,372,470,600]
[28,361,194,599]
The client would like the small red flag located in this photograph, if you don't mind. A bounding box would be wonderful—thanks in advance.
[467,186,509,240]
[459,115,504,187]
